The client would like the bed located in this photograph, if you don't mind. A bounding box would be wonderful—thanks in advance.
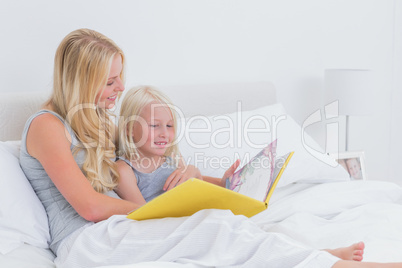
[1,81,402,267]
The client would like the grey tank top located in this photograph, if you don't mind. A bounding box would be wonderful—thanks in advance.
[19,110,120,255]
[118,156,176,202]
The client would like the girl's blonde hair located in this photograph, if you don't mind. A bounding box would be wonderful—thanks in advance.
[118,85,180,163]
[48,28,125,193]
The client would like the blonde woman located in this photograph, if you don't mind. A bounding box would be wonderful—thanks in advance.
[19,28,139,255]
[19,29,402,268]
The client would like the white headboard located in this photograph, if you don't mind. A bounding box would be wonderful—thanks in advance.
[156,81,276,117]
[0,91,49,142]
[0,81,276,141]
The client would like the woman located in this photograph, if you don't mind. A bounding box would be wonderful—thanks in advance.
[19,28,402,268]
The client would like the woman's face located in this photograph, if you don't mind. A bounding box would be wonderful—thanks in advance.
[96,54,124,109]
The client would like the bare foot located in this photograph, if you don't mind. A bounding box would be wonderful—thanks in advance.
[325,242,365,261]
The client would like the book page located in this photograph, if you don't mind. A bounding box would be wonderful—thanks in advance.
[226,140,277,201]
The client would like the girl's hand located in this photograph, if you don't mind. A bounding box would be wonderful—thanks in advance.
[163,165,202,191]
[221,159,241,186]
[202,159,241,187]
[222,159,241,179]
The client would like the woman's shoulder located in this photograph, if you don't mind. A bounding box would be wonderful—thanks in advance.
[26,108,63,126]
[31,110,63,123]
[25,110,74,156]
[29,111,67,135]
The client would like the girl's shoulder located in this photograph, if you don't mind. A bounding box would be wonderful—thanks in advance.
[116,158,136,178]
[116,157,133,169]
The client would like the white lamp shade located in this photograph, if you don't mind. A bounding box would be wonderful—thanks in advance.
[324,69,375,116]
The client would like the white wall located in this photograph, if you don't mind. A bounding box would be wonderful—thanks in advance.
[390,0,402,183]
[0,0,400,184]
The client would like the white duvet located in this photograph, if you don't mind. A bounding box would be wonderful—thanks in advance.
[2,180,402,267]
[254,180,402,263]
[50,180,402,267]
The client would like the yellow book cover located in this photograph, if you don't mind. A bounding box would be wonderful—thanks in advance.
[127,140,293,221]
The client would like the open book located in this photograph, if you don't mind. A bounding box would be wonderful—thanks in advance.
[127,140,294,221]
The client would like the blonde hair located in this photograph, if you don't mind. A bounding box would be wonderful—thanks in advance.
[118,85,180,163]
[48,28,125,193]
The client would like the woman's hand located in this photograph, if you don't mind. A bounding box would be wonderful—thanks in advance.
[163,164,202,191]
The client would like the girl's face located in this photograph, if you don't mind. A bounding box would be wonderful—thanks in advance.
[133,102,175,159]
[96,54,124,109]
[346,158,360,177]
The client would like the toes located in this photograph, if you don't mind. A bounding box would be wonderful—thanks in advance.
[354,250,363,256]
[353,249,364,262]
[356,241,365,250]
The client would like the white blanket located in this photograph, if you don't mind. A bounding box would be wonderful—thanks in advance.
[254,180,402,263]
[54,180,402,267]
[55,211,338,268]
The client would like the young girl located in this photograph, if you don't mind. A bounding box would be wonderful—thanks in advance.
[20,29,402,268]
[116,85,238,204]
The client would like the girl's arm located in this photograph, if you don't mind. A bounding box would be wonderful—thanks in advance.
[115,160,146,205]
[164,157,240,190]
[163,155,202,191]
[164,164,202,191]
[27,113,140,222]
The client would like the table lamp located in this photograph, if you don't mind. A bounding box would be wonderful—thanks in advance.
[324,69,375,151]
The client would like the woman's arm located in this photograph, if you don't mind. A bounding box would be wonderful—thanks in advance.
[115,160,146,205]
[27,113,140,222]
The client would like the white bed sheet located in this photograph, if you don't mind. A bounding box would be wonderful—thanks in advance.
[0,244,196,268]
[4,180,401,267]
[254,180,402,263]
[0,243,55,268]
[84,180,402,266]
[0,246,196,268]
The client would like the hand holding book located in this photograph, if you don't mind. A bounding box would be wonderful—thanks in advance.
[226,139,293,204]
[128,139,294,221]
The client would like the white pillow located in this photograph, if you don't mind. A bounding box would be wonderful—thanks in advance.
[177,103,349,187]
[0,141,50,254]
